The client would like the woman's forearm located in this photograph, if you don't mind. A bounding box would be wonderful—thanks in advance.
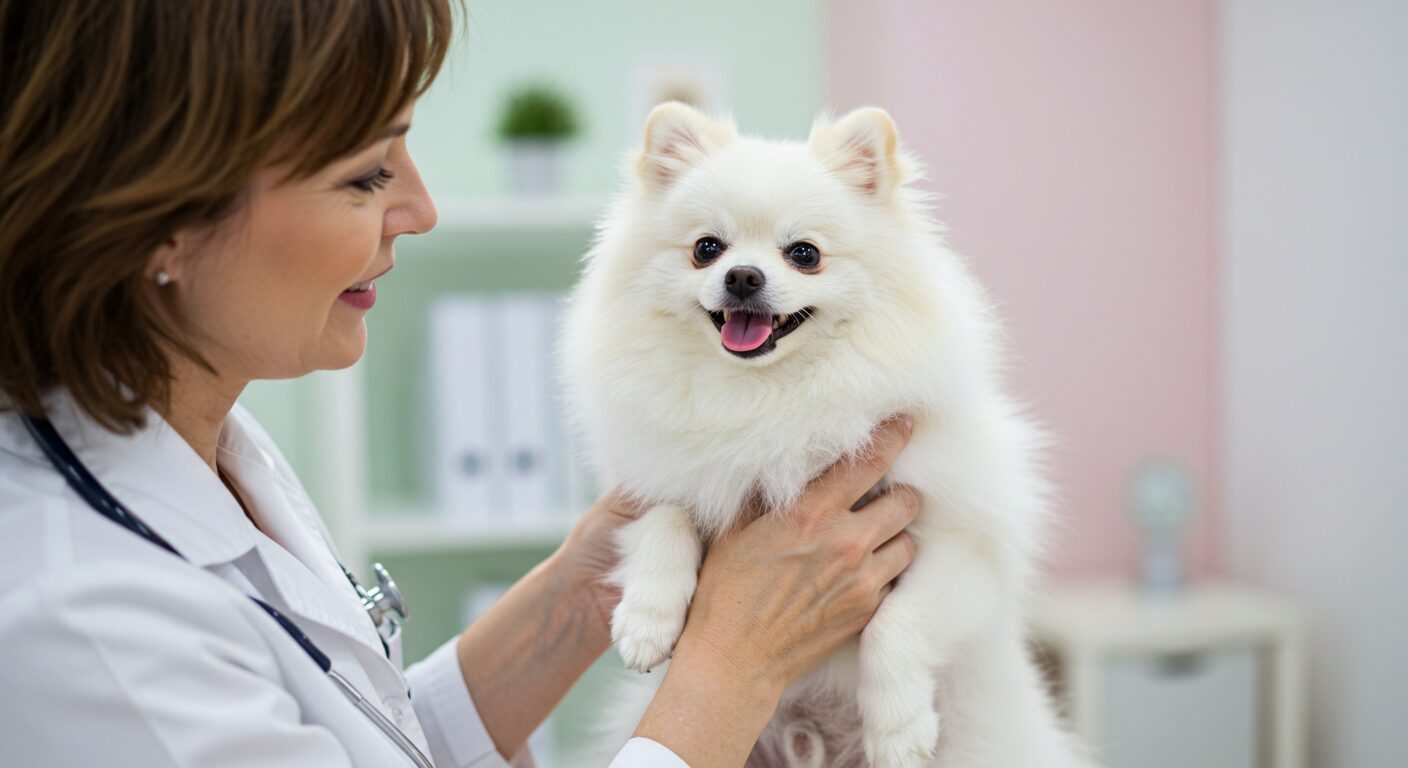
[633,636,784,767]
[455,547,611,758]
[456,552,782,767]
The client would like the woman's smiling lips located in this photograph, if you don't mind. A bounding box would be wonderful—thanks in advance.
[337,263,393,310]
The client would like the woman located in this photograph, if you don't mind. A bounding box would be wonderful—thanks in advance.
[0,1,919,766]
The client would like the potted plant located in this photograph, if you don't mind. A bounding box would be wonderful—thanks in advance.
[497,82,579,197]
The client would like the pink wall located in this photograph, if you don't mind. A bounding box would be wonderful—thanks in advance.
[825,0,1220,580]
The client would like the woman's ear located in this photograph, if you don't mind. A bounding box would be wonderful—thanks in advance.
[637,101,736,193]
[808,107,903,198]
[145,238,179,285]
[145,229,198,286]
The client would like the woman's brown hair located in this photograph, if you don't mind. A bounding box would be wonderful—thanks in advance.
[0,0,452,432]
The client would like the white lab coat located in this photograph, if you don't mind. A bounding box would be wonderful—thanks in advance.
[0,389,683,767]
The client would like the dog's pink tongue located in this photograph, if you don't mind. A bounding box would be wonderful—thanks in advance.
[721,312,773,352]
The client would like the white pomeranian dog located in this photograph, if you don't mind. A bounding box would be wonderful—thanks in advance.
[561,102,1089,768]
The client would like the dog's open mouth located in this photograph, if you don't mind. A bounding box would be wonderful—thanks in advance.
[706,307,815,358]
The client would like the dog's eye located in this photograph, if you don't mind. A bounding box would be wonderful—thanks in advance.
[694,237,726,266]
[785,242,821,269]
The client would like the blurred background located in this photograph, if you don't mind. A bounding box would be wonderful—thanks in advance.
[238,1,1407,766]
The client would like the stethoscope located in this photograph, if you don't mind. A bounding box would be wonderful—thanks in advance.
[20,413,435,768]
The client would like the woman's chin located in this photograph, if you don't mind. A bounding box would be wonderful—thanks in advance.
[317,325,368,371]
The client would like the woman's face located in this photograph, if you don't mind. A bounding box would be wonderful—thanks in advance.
[160,104,436,383]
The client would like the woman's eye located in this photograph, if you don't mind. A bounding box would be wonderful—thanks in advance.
[786,242,820,269]
[350,168,395,193]
[694,236,726,266]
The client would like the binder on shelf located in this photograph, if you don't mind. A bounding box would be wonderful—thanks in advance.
[552,350,593,517]
[542,296,582,523]
[429,297,496,521]
[496,293,560,522]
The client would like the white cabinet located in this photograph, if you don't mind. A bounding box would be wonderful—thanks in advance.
[1031,582,1307,768]
[1103,648,1259,768]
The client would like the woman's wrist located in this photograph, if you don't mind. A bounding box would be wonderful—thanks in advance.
[531,543,616,659]
[554,495,792,764]
[455,546,612,757]
[633,632,785,768]
[553,508,625,654]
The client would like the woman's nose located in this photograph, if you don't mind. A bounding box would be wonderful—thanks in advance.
[386,154,438,237]
[402,187,438,236]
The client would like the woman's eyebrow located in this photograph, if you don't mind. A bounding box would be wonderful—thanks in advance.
[359,122,411,150]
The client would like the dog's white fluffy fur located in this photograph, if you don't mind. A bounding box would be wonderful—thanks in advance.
[562,102,1089,768]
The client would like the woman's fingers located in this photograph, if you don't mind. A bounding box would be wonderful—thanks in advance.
[854,484,921,549]
[594,485,651,525]
[806,415,913,517]
[871,529,917,587]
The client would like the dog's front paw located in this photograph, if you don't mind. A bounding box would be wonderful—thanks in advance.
[611,594,687,672]
[862,709,939,768]
[608,505,701,673]
[859,672,940,768]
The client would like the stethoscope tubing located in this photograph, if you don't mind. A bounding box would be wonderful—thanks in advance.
[19,413,434,768]
[22,413,182,557]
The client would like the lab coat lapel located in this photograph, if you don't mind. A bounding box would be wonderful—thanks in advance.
[215,414,387,659]
[42,385,388,667]
[19,391,429,754]
[215,424,423,746]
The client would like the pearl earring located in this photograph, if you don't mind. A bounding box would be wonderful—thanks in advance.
[154,269,172,287]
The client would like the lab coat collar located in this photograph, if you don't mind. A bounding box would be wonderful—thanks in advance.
[22,387,389,659]
[217,426,388,657]
[31,387,257,567]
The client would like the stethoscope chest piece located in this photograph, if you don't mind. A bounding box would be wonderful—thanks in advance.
[353,562,409,642]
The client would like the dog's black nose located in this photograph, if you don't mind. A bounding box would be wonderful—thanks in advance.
[724,266,766,300]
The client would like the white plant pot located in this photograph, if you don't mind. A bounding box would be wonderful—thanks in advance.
[506,139,564,197]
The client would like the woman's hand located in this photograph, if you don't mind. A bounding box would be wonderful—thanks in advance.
[554,486,652,650]
[556,415,918,663]
[680,416,918,691]
[634,416,919,767]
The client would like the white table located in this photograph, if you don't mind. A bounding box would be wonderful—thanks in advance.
[1030,581,1307,768]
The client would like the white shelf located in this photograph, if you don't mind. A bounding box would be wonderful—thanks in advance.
[361,513,578,553]
[433,197,605,231]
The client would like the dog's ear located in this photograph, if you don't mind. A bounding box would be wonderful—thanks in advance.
[637,101,735,192]
[808,107,903,197]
